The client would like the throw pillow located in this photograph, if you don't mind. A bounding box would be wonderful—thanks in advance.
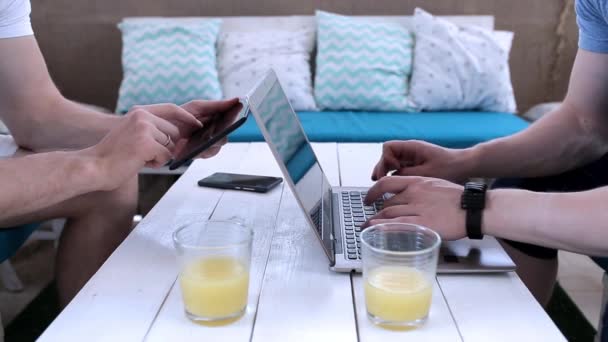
[218,29,317,111]
[408,8,517,112]
[116,19,223,113]
[314,11,415,112]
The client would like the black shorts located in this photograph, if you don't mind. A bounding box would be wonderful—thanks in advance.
[492,153,608,261]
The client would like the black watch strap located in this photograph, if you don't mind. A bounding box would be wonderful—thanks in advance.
[461,182,488,240]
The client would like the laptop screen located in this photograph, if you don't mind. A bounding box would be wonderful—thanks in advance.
[250,76,334,258]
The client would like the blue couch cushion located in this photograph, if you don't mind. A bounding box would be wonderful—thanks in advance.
[229,111,529,148]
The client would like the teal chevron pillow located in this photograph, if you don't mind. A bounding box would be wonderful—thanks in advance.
[314,11,415,111]
[116,19,223,113]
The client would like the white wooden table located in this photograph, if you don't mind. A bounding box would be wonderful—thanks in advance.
[39,143,566,342]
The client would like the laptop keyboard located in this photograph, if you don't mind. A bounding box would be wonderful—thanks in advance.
[341,191,383,260]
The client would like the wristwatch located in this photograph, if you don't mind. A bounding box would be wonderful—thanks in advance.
[461,181,488,240]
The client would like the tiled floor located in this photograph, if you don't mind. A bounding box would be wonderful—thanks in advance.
[558,250,605,329]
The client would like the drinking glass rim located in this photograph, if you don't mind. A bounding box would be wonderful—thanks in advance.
[360,223,442,256]
[172,220,253,250]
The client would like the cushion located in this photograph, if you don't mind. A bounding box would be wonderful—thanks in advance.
[0,223,40,262]
[314,11,415,112]
[408,8,516,112]
[229,111,529,148]
[218,29,317,111]
[116,19,223,113]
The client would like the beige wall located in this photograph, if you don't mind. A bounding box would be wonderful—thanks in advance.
[30,0,578,113]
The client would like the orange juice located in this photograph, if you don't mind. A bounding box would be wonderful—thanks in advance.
[179,256,249,319]
[365,266,433,322]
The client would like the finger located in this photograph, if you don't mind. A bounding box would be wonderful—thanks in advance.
[172,139,188,157]
[214,136,228,147]
[394,165,427,177]
[368,204,418,222]
[145,146,173,168]
[137,103,203,132]
[149,126,176,152]
[372,156,400,181]
[145,114,182,144]
[210,101,243,133]
[382,192,411,208]
[364,176,424,204]
[363,216,420,229]
[372,143,403,181]
[182,98,240,118]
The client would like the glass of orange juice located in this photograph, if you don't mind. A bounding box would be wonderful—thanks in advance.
[173,220,253,323]
[361,223,441,328]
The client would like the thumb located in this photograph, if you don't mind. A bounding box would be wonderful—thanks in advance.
[394,165,428,177]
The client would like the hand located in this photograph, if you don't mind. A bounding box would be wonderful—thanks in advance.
[179,98,241,158]
[371,140,474,184]
[363,176,467,241]
[86,104,201,190]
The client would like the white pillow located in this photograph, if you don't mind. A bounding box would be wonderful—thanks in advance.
[218,29,317,111]
[409,8,517,113]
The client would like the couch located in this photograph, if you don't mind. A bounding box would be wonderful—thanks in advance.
[150,15,529,148]
[27,1,580,148]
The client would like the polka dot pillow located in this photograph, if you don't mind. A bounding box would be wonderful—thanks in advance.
[408,8,517,113]
[217,29,317,111]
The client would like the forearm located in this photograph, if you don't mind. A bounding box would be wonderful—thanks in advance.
[9,97,122,151]
[0,36,121,151]
[0,150,105,227]
[461,103,608,179]
[485,187,608,256]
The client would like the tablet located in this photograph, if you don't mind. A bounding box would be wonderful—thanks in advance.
[168,100,249,170]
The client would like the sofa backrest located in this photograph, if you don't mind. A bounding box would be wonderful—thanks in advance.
[30,0,577,113]
[126,15,494,32]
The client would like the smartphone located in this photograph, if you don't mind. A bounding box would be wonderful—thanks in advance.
[168,100,249,170]
[198,172,283,193]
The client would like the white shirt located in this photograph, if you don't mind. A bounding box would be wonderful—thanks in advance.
[0,0,32,39]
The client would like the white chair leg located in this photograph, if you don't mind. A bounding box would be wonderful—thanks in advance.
[0,260,23,292]
[51,218,66,249]
[29,218,65,249]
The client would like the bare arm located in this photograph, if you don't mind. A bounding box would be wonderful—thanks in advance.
[0,36,121,151]
[464,50,608,178]
[486,187,608,256]
[0,150,104,227]
[365,176,608,256]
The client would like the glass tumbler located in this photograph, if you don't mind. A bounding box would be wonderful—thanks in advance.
[361,223,441,328]
[173,220,253,323]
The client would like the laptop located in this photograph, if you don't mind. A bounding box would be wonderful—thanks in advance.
[245,70,516,273]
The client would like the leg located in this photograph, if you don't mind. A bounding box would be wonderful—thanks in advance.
[493,154,608,307]
[499,241,558,306]
[2,176,138,307]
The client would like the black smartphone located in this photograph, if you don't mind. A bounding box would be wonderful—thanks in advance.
[168,100,248,170]
[198,172,283,193]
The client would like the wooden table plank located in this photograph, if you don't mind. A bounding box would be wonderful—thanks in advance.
[145,143,286,341]
[250,143,356,341]
[437,274,566,341]
[352,275,462,341]
[339,143,462,341]
[38,144,250,342]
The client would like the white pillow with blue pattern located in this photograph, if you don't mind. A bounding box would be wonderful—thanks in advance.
[314,11,415,112]
[116,19,223,113]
